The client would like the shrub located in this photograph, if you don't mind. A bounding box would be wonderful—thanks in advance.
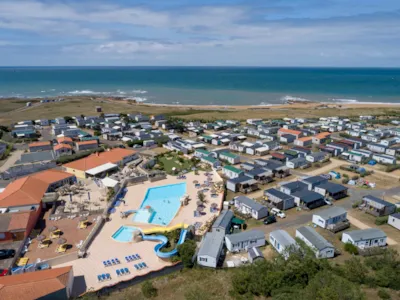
[314,163,321,168]
[375,216,389,226]
[377,289,391,300]
[342,178,349,184]
[177,240,197,268]
[344,243,359,255]
[343,173,349,178]
[385,164,400,173]
[142,281,158,298]
[352,200,362,209]
[351,175,359,180]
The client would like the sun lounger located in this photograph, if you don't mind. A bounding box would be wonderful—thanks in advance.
[129,255,136,261]
[134,264,139,270]
[124,267,130,274]
[97,275,103,282]
[139,262,145,268]
[103,261,108,267]
[116,269,121,276]
[135,254,141,259]
[105,273,111,280]
[111,259,116,265]
[120,268,125,275]
[142,262,147,268]
[115,258,120,264]
[101,274,107,281]
[125,256,131,262]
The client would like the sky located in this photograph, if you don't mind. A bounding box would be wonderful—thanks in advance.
[0,0,400,66]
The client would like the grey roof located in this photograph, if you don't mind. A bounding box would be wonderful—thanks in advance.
[288,157,307,164]
[297,226,333,251]
[390,213,400,219]
[212,210,234,230]
[291,146,311,154]
[16,151,56,164]
[235,196,267,211]
[281,181,307,191]
[270,230,296,247]
[198,231,225,258]
[226,229,265,244]
[301,175,327,185]
[344,228,387,241]
[245,167,272,177]
[248,247,264,260]
[308,151,326,158]
[315,207,347,220]
[265,188,294,201]
[363,195,396,207]
[317,182,348,194]
[292,190,324,203]
[228,175,256,184]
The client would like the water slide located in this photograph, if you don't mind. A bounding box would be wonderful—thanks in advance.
[141,223,189,235]
[141,229,188,258]
[120,210,137,218]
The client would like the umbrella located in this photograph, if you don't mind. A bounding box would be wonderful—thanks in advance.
[88,192,91,200]
[79,216,88,222]
[193,180,199,184]
[197,206,205,212]
[48,226,58,232]
[196,200,203,206]
[37,235,46,242]
[57,238,67,245]
[211,203,218,208]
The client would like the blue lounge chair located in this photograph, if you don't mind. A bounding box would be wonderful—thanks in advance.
[116,269,121,276]
[125,256,131,262]
[105,273,111,280]
[120,268,125,275]
[115,258,120,264]
[139,262,145,268]
[101,274,107,281]
[142,262,148,268]
[135,254,141,259]
[111,259,117,265]
[106,260,112,266]
[124,267,130,274]
[130,255,137,261]
[134,264,139,270]
[97,275,103,282]
[103,261,108,267]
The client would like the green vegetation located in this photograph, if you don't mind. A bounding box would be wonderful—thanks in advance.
[344,242,359,255]
[0,142,13,160]
[155,152,196,174]
[375,216,389,226]
[177,240,197,268]
[385,164,400,172]
[56,147,104,164]
[142,281,158,298]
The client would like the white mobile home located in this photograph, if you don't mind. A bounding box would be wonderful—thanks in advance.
[269,230,297,259]
[225,230,265,252]
[197,231,225,268]
[341,228,387,249]
[388,213,400,231]
[296,226,335,259]
[312,207,347,229]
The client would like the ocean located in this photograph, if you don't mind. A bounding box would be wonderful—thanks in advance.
[1,67,400,105]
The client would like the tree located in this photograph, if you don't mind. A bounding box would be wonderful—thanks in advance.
[197,191,207,204]
[142,281,158,298]
[377,289,391,300]
[344,242,359,255]
[177,240,196,268]
[93,130,101,136]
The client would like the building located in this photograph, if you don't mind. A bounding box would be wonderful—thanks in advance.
[286,157,308,169]
[306,151,327,163]
[0,266,74,300]
[280,181,308,195]
[296,226,335,259]
[277,128,303,139]
[362,195,396,217]
[341,228,387,249]
[223,165,244,179]
[264,188,295,210]
[53,144,73,157]
[28,141,52,152]
[294,136,312,147]
[314,182,348,200]
[269,230,297,259]
[226,175,258,193]
[219,152,240,164]
[234,196,269,220]
[201,156,221,168]
[57,136,73,146]
[248,247,264,263]
[300,175,328,190]
[372,153,396,165]
[225,230,265,252]
[63,148,137,179]
[312,207,348,229]
[0,211,38,242]
[312,132,331,144]
[244,168,273,183]
[212,210,234,235]
[197,231,225,268]
[75,140,99,151]
[388,213,400,230]
[292,190,325,209]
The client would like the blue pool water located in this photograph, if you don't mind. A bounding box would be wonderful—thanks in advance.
[134,183,186,226]
[112,225,139,242]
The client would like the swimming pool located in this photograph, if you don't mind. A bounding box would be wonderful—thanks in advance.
[134,183,186,226]
[112,225,139,242]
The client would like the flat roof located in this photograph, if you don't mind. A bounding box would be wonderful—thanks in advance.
[297,226,333,251]
[86,162,118,176]
[314,207,347,220]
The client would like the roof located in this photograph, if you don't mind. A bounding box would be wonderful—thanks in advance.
[212,210,234,230]
[196,149,210,155]
[314,132,331,139]
[245,167,272,177]
[344,228,387,241]
[220,151,238,159]
[301,175,327,185]
[28,141,51,148]
[76,140,98,146]
[362,195,396,207]
[296,136,312,142]
[101,177,119,188]
[248,247,264,260]
[265,188,294,201]
[198,231,225,258]
[270,230,297,247]
[7,212,34,231]
[64,148,136,171]
[228,175,256,185]
[235,196,266,211]
[0,170,74,208]
[223,165,243,174]
[86,162,118,176]
[390,213,400,220]
[57,137,73,143]
[16,151,56,164]
[226,229,265,244]
[0,266,72,300]
[292,190,324,203]
[271,152,286,159]
[297,226,333,251]
[278,128,302,136]
[281,181,307,191]
[316,182,347,194]
[54,144,72,151]
[315,207,347,220]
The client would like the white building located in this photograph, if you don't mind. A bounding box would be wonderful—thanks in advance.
[312,207,347,229]
[341,228,387,249]
[223,165,244,179]
[269,230,297,259]
[296,226,335,259]
[197,231,225,268]
[388,213,400,231]
[225,230,265,252]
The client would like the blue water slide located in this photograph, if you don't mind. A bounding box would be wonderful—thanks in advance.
[142,229,188,258]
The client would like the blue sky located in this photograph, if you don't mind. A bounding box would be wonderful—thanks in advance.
[0,0,399,66]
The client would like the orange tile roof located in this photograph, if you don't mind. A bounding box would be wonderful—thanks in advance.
[76,140,98,146]
[314,132,331,139]
[0,170,74,208]
[7,212,33,231]
[57,137,73,144]
[54,144,72,151]
[278,128,302,136]
[64,148,136,171]
[296,136,312,142]
[0,266,72,300]
[28,141,51,148]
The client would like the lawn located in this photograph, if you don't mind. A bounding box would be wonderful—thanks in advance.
[156,153,195,174]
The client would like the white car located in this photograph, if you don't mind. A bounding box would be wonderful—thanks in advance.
[324,198,333,206]
[270,208,286,219]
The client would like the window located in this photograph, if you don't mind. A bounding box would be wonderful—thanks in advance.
[199,257,208,262]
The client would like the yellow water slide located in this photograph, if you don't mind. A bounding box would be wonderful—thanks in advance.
[142,223,190,235]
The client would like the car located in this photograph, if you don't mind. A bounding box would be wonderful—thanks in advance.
[263,215,277,225]
[270,208,286,219]
[0,249,15,260]
[324,198,333,206]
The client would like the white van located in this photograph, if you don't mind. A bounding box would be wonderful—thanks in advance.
[270,208,286,219]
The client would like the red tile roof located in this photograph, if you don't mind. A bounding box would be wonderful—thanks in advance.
[28,141,51,148]
[54,144,72,151]
[57,137,73,144]
[76,140,98,146]
[0,266,72,300]
[314,132,331,139]
[7,212,34,231]
[278,128,302,136]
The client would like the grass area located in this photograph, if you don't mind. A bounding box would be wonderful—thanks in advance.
[0,99,39,113]
[156,152,195,174]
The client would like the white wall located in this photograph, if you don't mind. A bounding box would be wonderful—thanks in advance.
[341,233,387,249]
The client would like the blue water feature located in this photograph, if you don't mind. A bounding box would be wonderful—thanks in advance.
[142,229,188,258]
[112,225,139,242]
[134,183,186,226]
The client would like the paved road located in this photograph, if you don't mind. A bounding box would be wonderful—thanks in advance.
[0,149,23,173]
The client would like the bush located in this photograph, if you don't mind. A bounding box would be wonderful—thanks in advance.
[385,164,400,172]
[93,130,101,136]
[351,175,359,180]
[378,289,391,300]
[343,173,349,178]
[142,281,158,298]
[314,163,321,168]
[352,200,362,209]
[344,243,359,255]
[375,216,389,226]
[342,178,349,184]
[177,240,197,268]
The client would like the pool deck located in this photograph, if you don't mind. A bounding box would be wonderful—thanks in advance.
[54,171,224,296]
